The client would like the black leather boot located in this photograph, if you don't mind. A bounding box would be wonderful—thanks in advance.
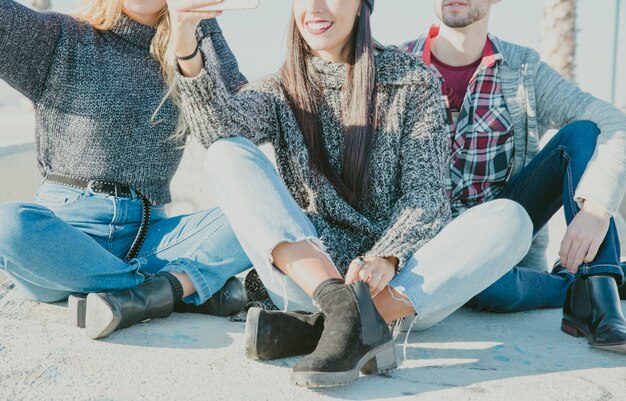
[245,307,324,360]
[84,273,181,340]
[291,279,397,388]
[174,277,248,316]
[561,275,626,353]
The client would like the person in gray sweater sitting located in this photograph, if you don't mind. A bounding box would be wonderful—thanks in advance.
[173,0,533,387]
[400,0,626,353]
[0,0,254,340]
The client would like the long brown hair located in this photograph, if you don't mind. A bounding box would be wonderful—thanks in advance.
[281,1,376,208]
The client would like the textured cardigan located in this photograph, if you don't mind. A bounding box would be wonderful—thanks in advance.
[178,47,452,272]
[494,36,626,270]
[0,0,246,205]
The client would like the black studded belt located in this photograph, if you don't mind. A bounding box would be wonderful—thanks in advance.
[45,173,151,261]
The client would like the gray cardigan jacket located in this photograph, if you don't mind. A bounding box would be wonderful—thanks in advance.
[178,48,452,273]
[494,36,626,213]
[494,36,626,269]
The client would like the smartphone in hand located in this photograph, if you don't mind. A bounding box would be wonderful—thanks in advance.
[193,0,260,11]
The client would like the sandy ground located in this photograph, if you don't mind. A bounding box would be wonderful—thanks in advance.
[1,282,626,401]
[2,108,626,401]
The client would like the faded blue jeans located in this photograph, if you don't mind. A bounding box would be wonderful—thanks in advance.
[204,137,534,328]
[468,121,624,313]
[0,182,251,304]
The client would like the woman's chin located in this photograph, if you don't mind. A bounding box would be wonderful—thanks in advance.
[304,40,333,55]
[122,1,165,17]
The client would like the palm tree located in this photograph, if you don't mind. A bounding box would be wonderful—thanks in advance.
[540,0,577,82]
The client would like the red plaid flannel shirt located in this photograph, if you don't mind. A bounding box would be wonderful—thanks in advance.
[402,26,515,216]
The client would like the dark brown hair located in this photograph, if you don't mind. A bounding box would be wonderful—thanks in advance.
[280,1,376,208]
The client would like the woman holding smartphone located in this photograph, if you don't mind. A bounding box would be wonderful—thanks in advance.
[172,0,533,388]
[0,0,254,340]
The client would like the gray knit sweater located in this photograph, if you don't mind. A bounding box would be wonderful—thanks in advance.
[0,0,246,205]
[178,47,452,272]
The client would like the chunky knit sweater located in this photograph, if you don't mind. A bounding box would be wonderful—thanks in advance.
[178,47,452,272]
[0,0,246,205]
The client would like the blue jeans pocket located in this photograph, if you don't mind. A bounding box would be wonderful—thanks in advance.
[33,184,86,208]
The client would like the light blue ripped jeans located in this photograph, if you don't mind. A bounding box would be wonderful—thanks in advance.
[205,136,534,329]
[0,182,251,305]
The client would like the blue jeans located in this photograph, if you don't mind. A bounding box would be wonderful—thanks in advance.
[469,121,624,313]
[0,182,251,304]
[205,137,534,329]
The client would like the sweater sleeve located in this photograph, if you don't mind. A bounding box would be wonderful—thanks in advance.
[0,0,63,102]
[177,65,281,149]
[535,61,626,214]
[197,19,248,93]
[365,71,452,271]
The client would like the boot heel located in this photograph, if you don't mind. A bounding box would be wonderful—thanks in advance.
[67,295,87,328]
[360,341,397,375]
[561,319,585,338]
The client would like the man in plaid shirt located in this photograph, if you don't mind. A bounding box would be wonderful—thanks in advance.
[404,26,514,216]
[401,0,626,352]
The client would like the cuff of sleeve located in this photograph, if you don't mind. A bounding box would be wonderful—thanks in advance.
[176,67,213,98]
[364,248,413,273]
[175,68,222,147]
[573,192,614,217]
[573,195,612,217]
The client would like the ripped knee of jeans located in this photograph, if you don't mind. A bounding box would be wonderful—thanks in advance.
[266,237,335,311]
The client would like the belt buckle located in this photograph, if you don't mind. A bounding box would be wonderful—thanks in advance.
[87,180,113,197]
[86,180,99,196]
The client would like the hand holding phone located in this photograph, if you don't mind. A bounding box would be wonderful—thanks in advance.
[192,0,259,11]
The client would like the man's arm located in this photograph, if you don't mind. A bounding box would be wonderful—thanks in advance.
[535,61,626,215]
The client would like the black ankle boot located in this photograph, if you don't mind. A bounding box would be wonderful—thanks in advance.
[245,307,324,360]
[174,277,248,316]
[291,280,397,388]
[562,275,626,353]
[84,272,182,340]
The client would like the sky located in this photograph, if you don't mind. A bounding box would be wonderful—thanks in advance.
[2,0,625,108]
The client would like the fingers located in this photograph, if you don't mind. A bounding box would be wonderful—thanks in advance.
[366,271,382,293]
[185,11,223,19]
[559,234,573,271]
[358,268,371,281]
[170,0,223,12]
[570,238,591,274]
[345,258,364,284]
[584,238,602,264]
[347,257,395,297]
[371,271,393,298]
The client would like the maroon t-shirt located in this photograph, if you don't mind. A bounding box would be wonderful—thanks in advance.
[430,53,481,112]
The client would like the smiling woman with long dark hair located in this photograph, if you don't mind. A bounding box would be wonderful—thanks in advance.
[171,0,533,388]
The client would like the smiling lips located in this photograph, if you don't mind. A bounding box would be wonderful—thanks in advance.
[445,0,468,9]
[306,20,334,35]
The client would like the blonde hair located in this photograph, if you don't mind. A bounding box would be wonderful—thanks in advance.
[73,0,188,138]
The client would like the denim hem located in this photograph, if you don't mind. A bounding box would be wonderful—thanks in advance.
[128,257,148,286]
[160,258,213,305]
[578,263,624,285]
